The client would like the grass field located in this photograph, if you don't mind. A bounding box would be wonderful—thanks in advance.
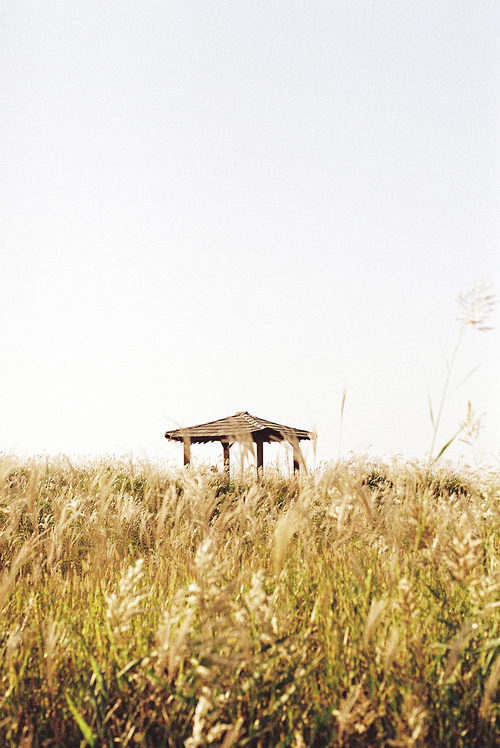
[1,455,500,747]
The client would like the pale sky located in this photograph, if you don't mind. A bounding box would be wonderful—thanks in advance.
[1,1,499,469]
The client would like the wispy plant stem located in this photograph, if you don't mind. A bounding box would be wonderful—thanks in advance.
[429,324,466,460]
[338,386,348,461]
[429,280,495,461]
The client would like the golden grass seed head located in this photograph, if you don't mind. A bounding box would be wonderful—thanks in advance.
[106,557,147,636]
[443,529,483,584]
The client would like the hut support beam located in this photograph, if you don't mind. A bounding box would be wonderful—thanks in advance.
[256,440,264,473]
[222,442,230,474]
[183,440,191,466]
[292,444,302,473]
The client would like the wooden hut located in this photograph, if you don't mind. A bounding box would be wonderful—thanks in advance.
[164,411,314,472]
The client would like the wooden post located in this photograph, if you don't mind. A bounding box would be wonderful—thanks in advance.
[292,443,302,473]
[256,439,264,473]
[222,442,230,474]
[183,439,191,466]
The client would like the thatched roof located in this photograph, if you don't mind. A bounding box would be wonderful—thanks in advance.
[164,411,313,444]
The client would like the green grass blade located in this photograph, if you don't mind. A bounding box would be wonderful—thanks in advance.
[434,428,461,460]
[65,693,96,747]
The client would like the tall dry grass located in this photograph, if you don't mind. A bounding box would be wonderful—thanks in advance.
[429,279,495,461]
[1,454,500,746]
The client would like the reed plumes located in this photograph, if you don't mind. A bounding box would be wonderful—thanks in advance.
[1,455,500,746]
[106,557,147,637]
[457,280,496,331]
[429,280,496,460]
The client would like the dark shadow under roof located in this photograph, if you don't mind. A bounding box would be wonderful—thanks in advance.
[164,411,314,444]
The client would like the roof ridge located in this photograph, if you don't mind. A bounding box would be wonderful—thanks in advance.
[239,412,266,430]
